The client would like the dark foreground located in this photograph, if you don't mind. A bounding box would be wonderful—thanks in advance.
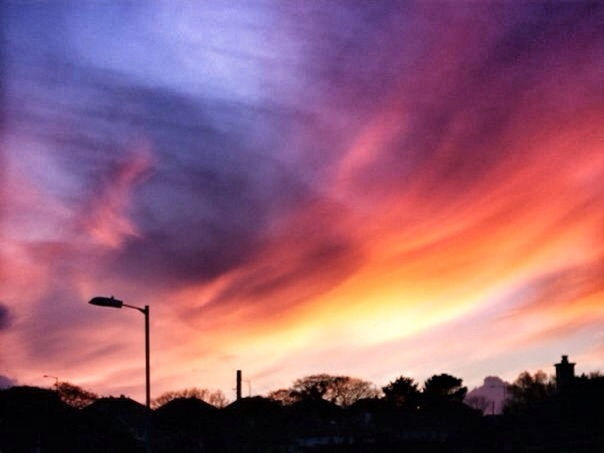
[1,383,603,452]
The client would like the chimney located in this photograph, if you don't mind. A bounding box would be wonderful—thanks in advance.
[554,355,575,391]
[236,370,242,401]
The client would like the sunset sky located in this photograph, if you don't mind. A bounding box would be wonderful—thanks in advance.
[1,2,603,402]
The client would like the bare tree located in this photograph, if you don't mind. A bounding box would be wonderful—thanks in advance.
[271,374,379,407]
[465,395,492,413]
[267,388,298,406]
[330,376,381,406]
[151,387,228,409]
[504,370,554,413]
[55,382,98,409]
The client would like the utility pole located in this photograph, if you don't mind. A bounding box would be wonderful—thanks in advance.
[243,379,252,397]
[144,305,150,409]
[236,370,242,400]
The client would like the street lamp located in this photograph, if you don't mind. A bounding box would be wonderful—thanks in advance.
[43,374,59,388]
[88,296,151,409]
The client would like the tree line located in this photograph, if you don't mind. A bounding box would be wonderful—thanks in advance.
[2,368,603,451]
[46,368,602,413]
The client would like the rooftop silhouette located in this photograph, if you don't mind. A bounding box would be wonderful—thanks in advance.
[1,355,602,451]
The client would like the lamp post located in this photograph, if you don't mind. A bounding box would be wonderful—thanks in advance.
[43,374,59,388]
[88,296,150,409]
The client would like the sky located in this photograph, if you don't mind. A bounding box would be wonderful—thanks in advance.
[1,1,603,402]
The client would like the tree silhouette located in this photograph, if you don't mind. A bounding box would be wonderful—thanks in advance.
[55,382,98,409]
[151,387,228,409]
[267,388,298,406]
[291,374,332,402]
[423,374,467,407]
[465,395,491,413]
[332,376,381,406]
[272,374,380,407]
[382,376,420,408]
[504,370,554,413]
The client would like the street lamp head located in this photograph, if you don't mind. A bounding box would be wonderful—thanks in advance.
[86,294,150,408]
[89,296,123,309]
